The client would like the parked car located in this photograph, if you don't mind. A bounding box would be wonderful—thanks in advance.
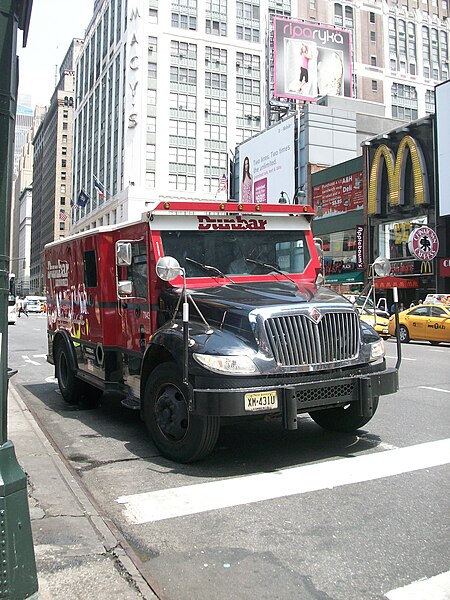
[388,303,450,344]
[7,294,16,325]
[25,296,43,313]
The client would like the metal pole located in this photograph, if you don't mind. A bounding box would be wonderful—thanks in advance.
[0,0,38,597]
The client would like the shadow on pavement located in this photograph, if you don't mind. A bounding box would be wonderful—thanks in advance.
[21,381,385,480]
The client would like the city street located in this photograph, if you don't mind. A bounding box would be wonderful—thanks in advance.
[7,314,450,600]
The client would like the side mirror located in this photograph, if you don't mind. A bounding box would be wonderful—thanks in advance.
[315,272,325,286]
[156,256,182,282]
[118,280,133,296]
[116,242,132,266]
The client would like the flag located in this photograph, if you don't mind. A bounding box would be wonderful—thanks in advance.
[93,175,106,198]
[77,189,90,208]
[59,210,68,221]
[70,198,78,209]
[218,174,228,191]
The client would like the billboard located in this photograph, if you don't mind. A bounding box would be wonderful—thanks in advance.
[435,79,450,217]
[238,115,295,204]
[312,171,363,217]
[273,17,353,102]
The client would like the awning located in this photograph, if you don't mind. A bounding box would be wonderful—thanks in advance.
[325,270,365,284]
[374,276,419,289]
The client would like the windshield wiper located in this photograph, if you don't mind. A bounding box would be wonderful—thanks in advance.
[185,257,235,283]
[244,258,297,285]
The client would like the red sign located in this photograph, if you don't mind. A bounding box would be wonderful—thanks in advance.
[407,226,439,261]
[440,258,450,277]
[312,172,364,217]
[356,225,364,269]
[375,276,419,289]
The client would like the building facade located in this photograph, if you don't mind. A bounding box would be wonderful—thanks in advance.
[29,41,82,293]
[68,0,448,236]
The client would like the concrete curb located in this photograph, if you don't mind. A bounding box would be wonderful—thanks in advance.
[8,383,158,599]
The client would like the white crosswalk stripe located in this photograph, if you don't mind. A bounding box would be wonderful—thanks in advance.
[385,570,450,599]
[116,438,450,524]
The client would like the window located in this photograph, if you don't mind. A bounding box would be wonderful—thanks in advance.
[334,3,343,26]
[149,8,158,23]
[60,197,66,205]
[61,172,66,180]
[59,222,66,231]
[148,62,157,78]
[60,184,66,193]
[371,55,377,66]
[372,80,378,91]
[61,159,66,168]
[369,12,375,23]
[84,251,98,287]
[126,242,148,298]
[370,31,376,42]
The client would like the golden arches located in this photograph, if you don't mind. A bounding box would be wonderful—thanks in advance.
[367,135,429,215]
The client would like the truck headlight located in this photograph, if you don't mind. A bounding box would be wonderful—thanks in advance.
[193,353,258,374]
[369,339,385,361]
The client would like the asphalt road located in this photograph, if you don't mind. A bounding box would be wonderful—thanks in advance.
[7,314,450,600]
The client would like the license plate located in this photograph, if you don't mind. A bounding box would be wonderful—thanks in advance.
[244,390,278,412]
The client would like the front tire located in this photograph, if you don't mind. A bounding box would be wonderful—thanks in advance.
[143,362,220,462]
[309,397,379,432]
[399,325,410,343]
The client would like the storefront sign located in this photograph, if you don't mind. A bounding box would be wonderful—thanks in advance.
[440,258,450,277]
[407,225,439,261]
[375,276,419,289]
[324,258,356,274]
[368,135,430,215]
[312,172,363,217]
[356,225,364,269]
[390,259,434,277]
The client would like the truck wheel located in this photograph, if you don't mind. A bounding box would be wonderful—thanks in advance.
[143,362,220,463]
[309,397,379,432]
[399,325,410,343]
[55,343,85,405]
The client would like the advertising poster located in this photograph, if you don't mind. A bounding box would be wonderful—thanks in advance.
[435,80,450,217]
[274,17,353,102]
[312,171,363,217]
[238,116,295,204]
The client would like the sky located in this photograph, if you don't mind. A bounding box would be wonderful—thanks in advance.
[17,1,93,108]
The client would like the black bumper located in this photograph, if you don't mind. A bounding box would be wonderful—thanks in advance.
[192,367,398,429]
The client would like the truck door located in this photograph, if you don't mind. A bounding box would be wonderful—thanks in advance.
[116,238,150,357]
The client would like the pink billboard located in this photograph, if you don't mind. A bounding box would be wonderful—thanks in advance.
[273,17,353,103]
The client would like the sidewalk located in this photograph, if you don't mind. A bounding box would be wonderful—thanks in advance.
[7,384,158,600]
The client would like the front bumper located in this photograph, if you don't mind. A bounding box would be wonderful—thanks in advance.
[192,367,398,429]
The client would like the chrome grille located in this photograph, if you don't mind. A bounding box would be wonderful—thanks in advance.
[264,311,360,367]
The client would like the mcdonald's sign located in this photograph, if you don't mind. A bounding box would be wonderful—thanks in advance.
[420,261,432,274]
[368,135,430,215]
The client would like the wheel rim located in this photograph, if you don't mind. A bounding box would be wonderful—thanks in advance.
[58,351,68,389]
[399,326,407,342]
[154,383,189,442]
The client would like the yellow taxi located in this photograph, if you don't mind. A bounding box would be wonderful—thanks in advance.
[388,303,450,345]
[359,308,390,339]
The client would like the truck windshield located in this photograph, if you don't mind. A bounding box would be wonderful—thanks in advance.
[161,230,310,278]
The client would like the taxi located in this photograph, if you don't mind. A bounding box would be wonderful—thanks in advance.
[388,303,450,344]
[359,308,390,338]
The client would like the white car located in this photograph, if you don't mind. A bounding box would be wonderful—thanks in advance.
[8,296,16,324]
[25,296,43,313]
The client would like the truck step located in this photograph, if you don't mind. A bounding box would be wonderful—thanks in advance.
[121,396,141,411]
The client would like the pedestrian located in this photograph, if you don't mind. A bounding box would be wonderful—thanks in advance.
[18,297,29,318]
[410,301,415,308]
[399,302,405,312]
